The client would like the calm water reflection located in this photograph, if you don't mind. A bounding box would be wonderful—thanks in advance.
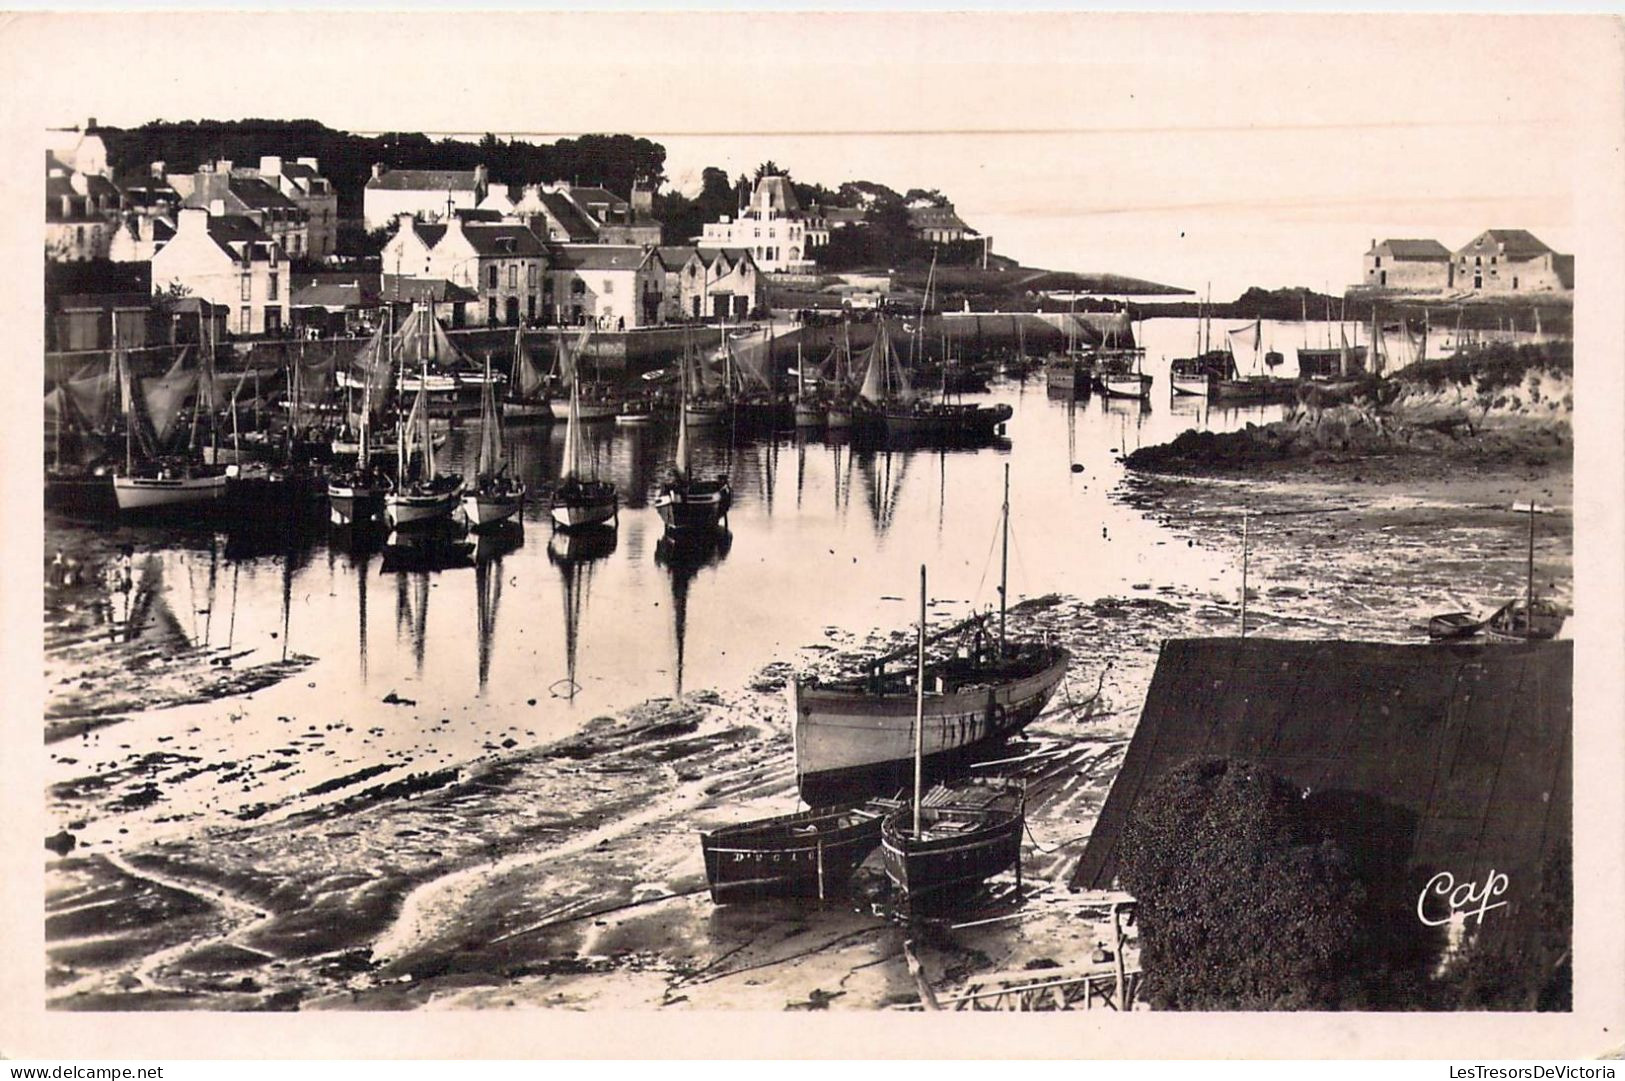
[48,318,1295,829]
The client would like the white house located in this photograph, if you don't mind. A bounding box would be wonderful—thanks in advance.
[700,174,820,273]
[380,214,546,327]
[363,164,489,231]
[150,209,290,336]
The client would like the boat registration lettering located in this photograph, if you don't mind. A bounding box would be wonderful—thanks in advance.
[1416,870,1509,927]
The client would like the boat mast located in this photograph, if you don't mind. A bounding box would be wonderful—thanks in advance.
[116,310,132,473]
[1526,500,1536,627]
[999,462,1010,653]
[913,563,927,838]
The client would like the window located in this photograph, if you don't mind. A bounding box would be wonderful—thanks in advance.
[264,308,281,334]
[240,306,251,332]
[571,279,586,296]
[488,298,498,322]
[1374,256,1382,268]
[241,275,252,300]
[508,265,517,289]
[544,277,554,295]
[528,264,537,287]
[1490,256,1497,265]
[603,278,614,295]
[528,295,536,320]
[1512,277,1519,290]
[488,265,498,289]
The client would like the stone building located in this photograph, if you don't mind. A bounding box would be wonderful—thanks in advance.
[172,162,312,260]
[1449,230,1574,294]
[908,203,973,244]
[379,214,545,327]
[1361,238,1452,291]
[45,164,120,262]
[244,157,339,261]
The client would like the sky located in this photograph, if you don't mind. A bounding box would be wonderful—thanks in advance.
[7,12,1606,298]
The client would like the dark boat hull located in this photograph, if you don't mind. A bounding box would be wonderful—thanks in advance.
[881,797,1023,900]
[654,482,731,532]
[700,803,891,904]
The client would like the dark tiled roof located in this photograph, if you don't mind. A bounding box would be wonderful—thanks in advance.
[280,162,318,181]
[411,224,448,249]
[1374,238,1450,260]
[538,192,598,242]
[545,244,649,271]
[367,169,480,191]
[824,207,867,224]
[462,223,545,257]
[752,176,801,215]
[293,272,383,308]
[381,275,479,303]
[908,205,968,231]
[230,177,299,211]
[455,208,505,223]
[1553,253,1574,289]
[1457,229,1554,258]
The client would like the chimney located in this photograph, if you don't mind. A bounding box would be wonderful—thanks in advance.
[396,212,416,236]
[86,117,97,131]
[371,163,385,181]
[217,159,233,175]
[631,181,653,217]
[296,157,318,171]
[259,156,283,177]
[209,197,226,217]
[1370,237,1375,251]
[150,161,166,179]
[474,164,489,190]
[179,207,209,233]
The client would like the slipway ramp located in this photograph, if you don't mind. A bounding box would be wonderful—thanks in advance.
[1072,637,1571,955]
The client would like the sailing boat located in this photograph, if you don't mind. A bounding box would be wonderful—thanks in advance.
[793,342,824,428]
[383,328,463,530]
[461,352,525,529]
[1214,319,1292,402]
[1169,291,1233,397]
[867,318,1011,438]
[790,465,1070,805]
[111,321,228,512]
[1485,501,1567,642]
[328,312,395,525]
[547,327,618,421]
[826,319,857,429]
[502,324,552,421]
[548,365,619,530]
[878,565,1027,901]
[653,366,732,533]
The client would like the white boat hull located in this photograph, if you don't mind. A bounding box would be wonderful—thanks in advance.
[1170,376,1211,397]
[462,492,524,528]
[550,497,618,530]
[790,649,1069,804]
[385,488,461,529]
[1102,377,1151,399]
[551,399,618,421]
[113,473,228,511]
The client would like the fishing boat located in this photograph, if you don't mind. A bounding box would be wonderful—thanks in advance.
[614,397,655,425]
[1099,364,1153,400]
[1044,355,1092,394]
[1427,611,1485,640]
[1215,319,1293,402]
[1482,501,1566,642]
[877,564,1026,902]
[546,327,618,421]
[881,779,1025,902]
[384,339,463,530]
[110,344,228,512]
[790,465,1070,805]
[1169,352,1234,397]
[328,313,397,525]
[461,353,525,529]
[793,344,825,428]
[700,798,900,904]
[503,325,552,421]
[653,371,732,534]
[549,367,619,531]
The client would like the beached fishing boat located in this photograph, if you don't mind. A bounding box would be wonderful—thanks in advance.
[877,564,1026,902]
[1427,611,1485,640]
[790,466,1069,805]
[110,346,228,513]
[700,798,900,904]
[1484,503,1566,642]
[881,778,1025,901]
[549,367,619,531]
[461,353,525,530]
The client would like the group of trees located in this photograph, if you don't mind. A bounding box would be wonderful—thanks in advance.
[100,120,667,224]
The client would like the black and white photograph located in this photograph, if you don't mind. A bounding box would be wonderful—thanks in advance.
[6,8,1624,1062]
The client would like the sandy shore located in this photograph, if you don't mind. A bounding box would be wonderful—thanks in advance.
[44,456,1572,1011]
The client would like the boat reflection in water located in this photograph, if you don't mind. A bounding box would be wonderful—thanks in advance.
[473,522,524,691]
[547,526,618,700]
[654,529,733,697]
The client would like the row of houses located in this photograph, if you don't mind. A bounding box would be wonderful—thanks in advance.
[1359,230,1574,295]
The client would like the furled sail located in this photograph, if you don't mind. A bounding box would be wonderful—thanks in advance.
[139,352,198,448]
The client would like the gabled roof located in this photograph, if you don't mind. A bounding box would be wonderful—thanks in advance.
[751,175,801,215]
[824,207,867,225]
[455,208,506,223]
[908,205,969,231]
[293,274,382,309]
[279,161,319,181]
[538,191,598,242]
[1457,229,1554,258]
[367,168,481,192]
[462,223,546,257]
[650,245,698,271]
[545,244,650,271]
[695,247,755,271]
[567,186,629,222]
[1372,238,1450,260]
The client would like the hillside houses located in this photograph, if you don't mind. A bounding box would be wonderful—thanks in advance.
[150,208,290,336]
[1358,230,1573,296]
